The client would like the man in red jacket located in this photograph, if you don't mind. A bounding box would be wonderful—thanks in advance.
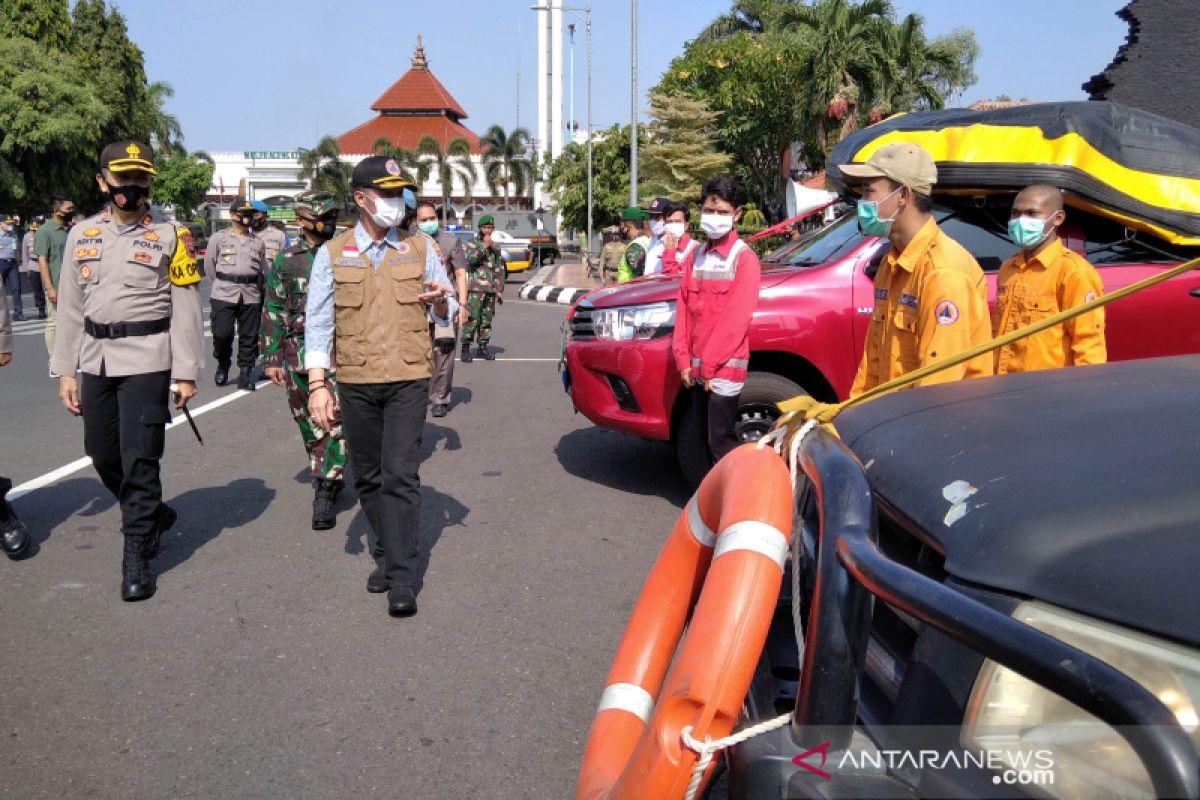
[672,175,761,466]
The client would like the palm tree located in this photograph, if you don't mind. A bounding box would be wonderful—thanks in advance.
[777,0,893,154]
[416,135,477,222]
[370,138,432,190]
[694,0,804,42]
[871,14,964,120]
[480,125,533,209]
[145,81,183,158]
[297,136,353,205]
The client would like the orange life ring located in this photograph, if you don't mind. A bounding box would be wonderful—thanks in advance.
[576,443,794,800]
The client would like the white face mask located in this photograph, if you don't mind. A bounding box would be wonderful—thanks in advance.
[366,195,406,229]
[664,222,686,238]
[701,213,734,240]
[649,219,666,237]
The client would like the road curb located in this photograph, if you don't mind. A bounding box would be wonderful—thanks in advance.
[518,262,595,305]
[518,283,591,305]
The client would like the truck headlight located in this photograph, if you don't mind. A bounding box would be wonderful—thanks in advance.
[963,601,1200,800]
[592,301,675,341]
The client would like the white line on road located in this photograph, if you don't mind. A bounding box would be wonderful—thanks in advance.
[8,381,268,501]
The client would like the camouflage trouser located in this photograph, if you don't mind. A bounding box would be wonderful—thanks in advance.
[462,292,497,346]
[282,354,348,481]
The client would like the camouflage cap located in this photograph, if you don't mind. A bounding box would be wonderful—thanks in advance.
[294,190,339,217]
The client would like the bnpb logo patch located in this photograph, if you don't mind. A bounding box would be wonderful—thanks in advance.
[935,300,959,326]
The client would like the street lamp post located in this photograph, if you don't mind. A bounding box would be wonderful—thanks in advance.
[630,0,638,207]
[530,4,593,255]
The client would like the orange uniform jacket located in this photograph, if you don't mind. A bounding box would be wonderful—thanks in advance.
[992,237,1106,374]
[851,218,993,397]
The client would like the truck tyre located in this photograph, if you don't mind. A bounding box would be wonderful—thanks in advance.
[676,371,808,490]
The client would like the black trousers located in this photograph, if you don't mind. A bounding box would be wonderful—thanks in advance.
[690,386,742,464]
[338,379,428,589]
[211,298,261,369]
[81,370,171,539]
[22,271,46,314]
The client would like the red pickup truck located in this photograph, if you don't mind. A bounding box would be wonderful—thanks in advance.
[562,198,1200,486]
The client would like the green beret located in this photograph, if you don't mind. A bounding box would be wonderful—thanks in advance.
[621,206,649,222]
[478,215,495,227]
[294,190,338,217]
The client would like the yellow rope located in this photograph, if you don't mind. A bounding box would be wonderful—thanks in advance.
[775,254,1200,439]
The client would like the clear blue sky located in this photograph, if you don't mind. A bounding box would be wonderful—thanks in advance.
[112,0,1128,152]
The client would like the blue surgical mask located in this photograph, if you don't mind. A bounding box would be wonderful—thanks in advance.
[1008,215,1053,249]
[418,221,439,236]
[856,186,902,237]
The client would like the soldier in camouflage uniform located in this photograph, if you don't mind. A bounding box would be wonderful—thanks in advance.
[261,191,349,530]
[461,214,505,361]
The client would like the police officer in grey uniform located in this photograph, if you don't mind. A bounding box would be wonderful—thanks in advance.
[52,140,205,601]
[205,197,267,390]
[414,201,469,417]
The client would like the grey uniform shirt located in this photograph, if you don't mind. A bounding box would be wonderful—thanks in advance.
[204,228,267,303]
[51,207,205,380]
[435,230,468,275]
[256,225,287,268]
[20,231,38,271]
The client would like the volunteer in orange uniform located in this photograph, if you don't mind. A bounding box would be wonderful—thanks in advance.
[841,143,992,397]
[993,184,1106,374]
[672,175,761,467]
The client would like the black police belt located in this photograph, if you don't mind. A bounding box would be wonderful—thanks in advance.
[215,271,260,285]
[84,317,171,340]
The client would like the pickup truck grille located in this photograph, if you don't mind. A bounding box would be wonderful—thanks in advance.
[569,303,594,341]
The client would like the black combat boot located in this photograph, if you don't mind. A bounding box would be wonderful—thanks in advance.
[460,343,473,363]
[479,344,496,361]
[145,503,177,559]
[311,479,342,531]
[236,367,255,391]
[214,361,230,387]
[121,535,157,602]
[0,503,30,560]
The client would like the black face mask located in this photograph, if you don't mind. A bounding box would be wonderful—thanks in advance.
[237,215,254,228]
[308,217,338,241]
[252,217,267,231]
[105,183,149,212]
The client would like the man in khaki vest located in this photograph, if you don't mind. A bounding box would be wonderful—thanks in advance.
[51,140,204,601]
[304,155,456,618]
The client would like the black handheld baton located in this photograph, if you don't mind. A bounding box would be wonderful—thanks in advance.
[169,383,203,445]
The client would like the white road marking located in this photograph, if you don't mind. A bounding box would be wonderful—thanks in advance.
[8,381,269,501]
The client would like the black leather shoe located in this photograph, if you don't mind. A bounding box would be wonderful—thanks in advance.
[236,368,255,391]
[145,503,177,559]
[387,585,418,617]
[12,314,25,322]
[311,479,340,530]
[431,404,448,418]
[121,538,156,602]
[214,363,230,386]
[0,515,30,560]
[366,564,389,593]
[37,311,47,320]
[479,345,496,361]
[460,344,473,363]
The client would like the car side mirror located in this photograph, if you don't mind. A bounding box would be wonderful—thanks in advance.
[865,242,891,280]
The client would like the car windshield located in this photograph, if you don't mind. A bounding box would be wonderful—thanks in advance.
[775,215,865,266]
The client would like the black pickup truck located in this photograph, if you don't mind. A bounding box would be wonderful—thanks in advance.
[725,356,1200,800]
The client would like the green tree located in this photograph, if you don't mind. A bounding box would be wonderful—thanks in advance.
[298,136,353,207]
[480,125,534,209]
[0,37,110,219]
[371,139,431,188]
[546,125,640,233]
[657,32,807,221]
[416,135,476,219]
[641,91,733,204]
[71,0,156,153]
[695,0,803,42]
[144,81,184,157]
[151,150,214,219]
[777,0,893,155]
[0,0,71,49]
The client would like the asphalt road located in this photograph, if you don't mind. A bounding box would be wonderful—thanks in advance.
[0,281,691,798]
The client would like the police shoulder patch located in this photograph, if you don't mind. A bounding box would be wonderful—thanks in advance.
[176,226,196,259]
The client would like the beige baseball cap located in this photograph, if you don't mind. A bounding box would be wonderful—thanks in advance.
[840,142,937,196]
